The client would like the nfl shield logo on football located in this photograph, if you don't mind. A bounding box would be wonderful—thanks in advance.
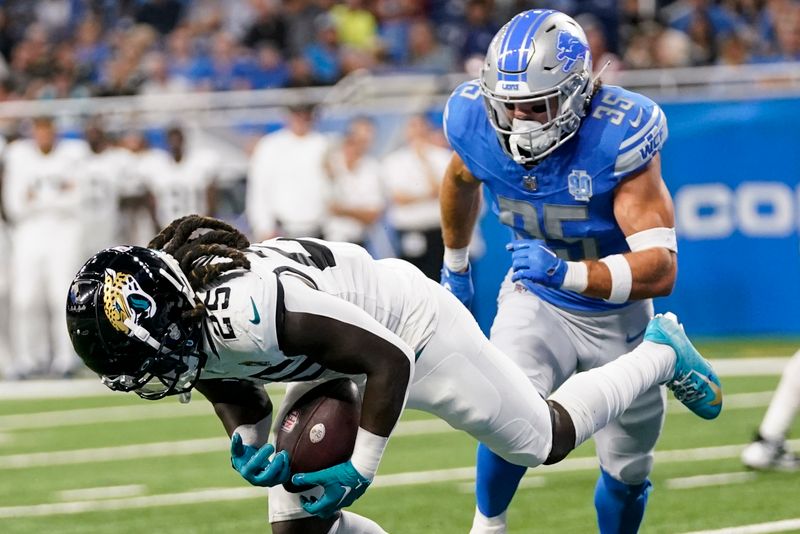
[281,410,300,433]
[568,170,592,201]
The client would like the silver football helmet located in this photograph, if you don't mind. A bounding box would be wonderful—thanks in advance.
[480,10,593,165]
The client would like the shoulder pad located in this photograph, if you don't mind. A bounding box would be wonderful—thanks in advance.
[443,80,485,156]
[609,87,668,178]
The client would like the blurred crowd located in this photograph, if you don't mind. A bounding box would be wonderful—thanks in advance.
[0,109,453,380]
[0,0,795,103]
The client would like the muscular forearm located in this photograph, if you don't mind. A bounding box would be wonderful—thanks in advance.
[440,177,481,249]
[195,379,272,438]
[360,356,411,437]
[580,248,676,300]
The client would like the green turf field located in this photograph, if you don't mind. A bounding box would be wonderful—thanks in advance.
[1,341,799,533]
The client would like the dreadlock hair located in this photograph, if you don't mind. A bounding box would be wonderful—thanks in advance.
[148,215,252,321]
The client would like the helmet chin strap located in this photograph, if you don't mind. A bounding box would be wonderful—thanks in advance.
[123,318,162,351]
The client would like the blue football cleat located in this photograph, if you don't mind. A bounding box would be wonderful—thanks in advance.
[644,313,723,420]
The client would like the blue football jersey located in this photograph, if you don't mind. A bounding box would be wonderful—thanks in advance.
[444,81,668,312]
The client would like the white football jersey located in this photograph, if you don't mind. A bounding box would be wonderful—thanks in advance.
[138,149,218,227]
[79,147,135,252]
[198,239,437,383]
[2,139,89,224]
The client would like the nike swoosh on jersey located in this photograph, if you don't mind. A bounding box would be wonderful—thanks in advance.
[629,108,644,128]
[625,327,647,344]
[249,297,261,325]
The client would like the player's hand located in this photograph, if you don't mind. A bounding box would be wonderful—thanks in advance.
[508,239,567,290]
[230,433,291,487]
[440,263,474,308]
[291,460,371,518]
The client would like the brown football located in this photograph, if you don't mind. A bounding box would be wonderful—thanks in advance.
[275,377,362,493]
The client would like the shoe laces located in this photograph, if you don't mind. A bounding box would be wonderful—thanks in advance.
[669,371,707,404]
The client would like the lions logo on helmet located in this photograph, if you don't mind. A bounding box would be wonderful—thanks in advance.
[555,30,588,73]
[102,268,157,335]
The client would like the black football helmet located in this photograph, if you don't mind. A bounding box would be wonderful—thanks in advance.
[66,246,206,400]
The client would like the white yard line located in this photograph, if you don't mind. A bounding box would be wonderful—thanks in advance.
[0,435,782,520]
[0,389,778,432]
[0,419,453,469]
[56,485,146,501]
[0,357,789,401]
[682,518,800,534]
[665,471,756,490]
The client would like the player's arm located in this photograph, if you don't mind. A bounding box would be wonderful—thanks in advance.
[194,378,273,438]
[193,378,290,488]
[278,276,414,516]
[509,154,677,302]
[439,152,482,306]
[279,279,413,444]
[440,152,482,257]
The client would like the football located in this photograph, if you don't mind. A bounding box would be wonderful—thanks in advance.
[276,377,362,493]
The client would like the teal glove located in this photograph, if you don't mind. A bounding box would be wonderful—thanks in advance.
[230,432,291,487]
[291,460,371,518]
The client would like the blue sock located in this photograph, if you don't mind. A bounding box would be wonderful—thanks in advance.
[475,443,527,518]
[594,468,652,534]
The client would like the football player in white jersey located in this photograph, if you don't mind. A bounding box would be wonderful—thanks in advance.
[741,349,800,471]
[79,119,135,260]
[66,215,722,534]
[3,116,88,377]
[138,126,219,229]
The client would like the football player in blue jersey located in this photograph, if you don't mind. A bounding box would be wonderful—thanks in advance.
[440,9,680,534]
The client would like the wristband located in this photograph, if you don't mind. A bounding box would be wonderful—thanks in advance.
[349,427,389,480]
[561,261,589,292]
[599,254,632,304]
[232,413,272,447]
[444,246,469,272]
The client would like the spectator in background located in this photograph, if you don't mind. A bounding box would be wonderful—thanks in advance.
[139,50,191,95]
[283,0,329,57]
[457,0,498,62]
[375,0,424,64]
[247,104,330,240]
[1,116,88,378]
[330,0,381,53]
[304,13,344,85]
[323,116,385,247]
[73,15,110,84]
[135,0,184,36]
[242,0,288,52]
[247,44,291,89]
[196,31,252,91]
[166,26,200,85]
[578,13,623,81]
[138,125,219,230]
[382,114,451,280]
[406,19,456,73]
[684,7,719,65]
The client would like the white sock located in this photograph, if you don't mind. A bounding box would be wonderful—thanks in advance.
[549,341,675,446]
[759,349,800,443]
[327,511,388,534]
[469,508,507,534]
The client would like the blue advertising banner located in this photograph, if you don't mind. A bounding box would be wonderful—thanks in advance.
[470,95,800,336]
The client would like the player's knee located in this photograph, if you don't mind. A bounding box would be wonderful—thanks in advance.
[271,516,338,534]
[543,400,576,465]
[603,454,654,485]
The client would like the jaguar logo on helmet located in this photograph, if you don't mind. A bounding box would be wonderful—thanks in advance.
[102,268,157,334]
[555,30,588,73]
